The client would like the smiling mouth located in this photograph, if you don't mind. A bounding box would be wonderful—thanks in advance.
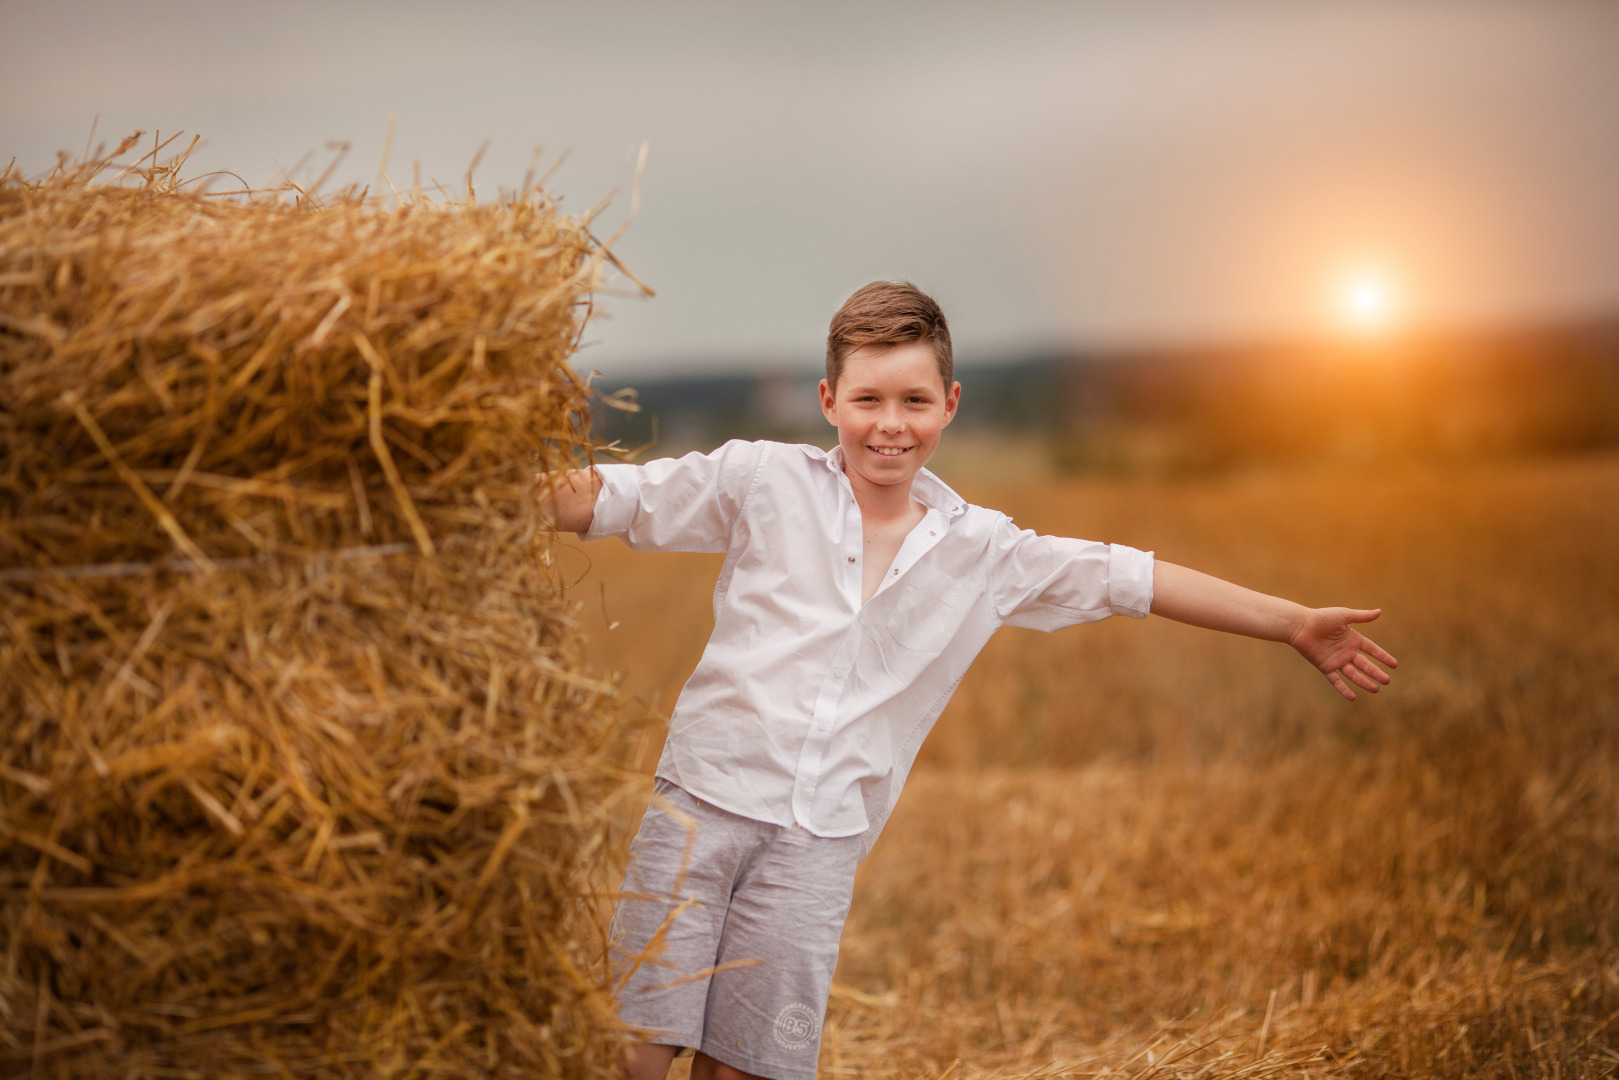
[868,446,912,457]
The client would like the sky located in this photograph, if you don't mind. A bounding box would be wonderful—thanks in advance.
[4,0,1618,376]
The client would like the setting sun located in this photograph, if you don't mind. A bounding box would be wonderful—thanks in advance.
[1337,270,1399,335]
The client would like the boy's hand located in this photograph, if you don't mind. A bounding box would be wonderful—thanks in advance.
[1287,608,1398,701]
[532,467,601,534]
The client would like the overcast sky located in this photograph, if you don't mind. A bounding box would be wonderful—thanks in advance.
[5,1,1618,375]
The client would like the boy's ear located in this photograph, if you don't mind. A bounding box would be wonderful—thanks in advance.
[942,380,962,426]
[818,378,838,426]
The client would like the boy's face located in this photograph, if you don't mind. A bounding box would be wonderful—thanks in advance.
[818,341,961,492]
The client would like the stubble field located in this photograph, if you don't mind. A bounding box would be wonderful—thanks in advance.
[565,445,1619,1079]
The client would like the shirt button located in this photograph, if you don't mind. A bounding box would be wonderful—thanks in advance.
[892,568,899,574]
[847,556,855,563]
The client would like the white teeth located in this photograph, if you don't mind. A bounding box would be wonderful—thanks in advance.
[871,447,908,456]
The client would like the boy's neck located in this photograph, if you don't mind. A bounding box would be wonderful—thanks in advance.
[842,461,921,521]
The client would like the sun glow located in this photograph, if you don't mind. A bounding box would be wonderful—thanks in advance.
[1337,270,1399,335]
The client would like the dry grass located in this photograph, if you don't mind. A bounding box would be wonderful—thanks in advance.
[1,136,641,1077]
[569,449,1619,1079]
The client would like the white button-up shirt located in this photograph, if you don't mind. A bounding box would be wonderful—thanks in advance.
[586,440,1154,855]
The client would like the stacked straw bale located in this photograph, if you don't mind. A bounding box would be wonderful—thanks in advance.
[0,136,637,1077]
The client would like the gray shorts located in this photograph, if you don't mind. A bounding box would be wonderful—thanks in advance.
[609,779,862,1080]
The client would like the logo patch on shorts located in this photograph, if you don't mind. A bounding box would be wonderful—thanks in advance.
[771,1001,819,1050]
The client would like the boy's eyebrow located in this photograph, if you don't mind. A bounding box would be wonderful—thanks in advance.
[843,384,939,395]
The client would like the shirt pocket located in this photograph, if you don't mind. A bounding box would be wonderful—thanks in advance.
[885,561,963,653]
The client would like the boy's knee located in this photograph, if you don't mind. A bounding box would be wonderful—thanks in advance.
[691,1050,766,1080]
[621,1042,679,1080]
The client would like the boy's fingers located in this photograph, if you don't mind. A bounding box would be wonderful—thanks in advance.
[1359,636,1399,668]
[1326,670,1357,701]
[1353,652,1392,685]
[1344,664,1381,693]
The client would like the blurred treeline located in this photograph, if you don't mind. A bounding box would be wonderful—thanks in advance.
[591,316,1619,472]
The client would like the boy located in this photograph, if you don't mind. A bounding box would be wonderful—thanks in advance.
[537,282,1396,1080]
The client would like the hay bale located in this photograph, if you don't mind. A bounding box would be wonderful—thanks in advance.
[0,136,635,1077]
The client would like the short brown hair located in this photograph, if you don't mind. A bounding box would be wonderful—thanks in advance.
[825,280,953,390]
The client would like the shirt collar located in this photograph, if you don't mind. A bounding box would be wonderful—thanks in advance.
[807,443,968,520]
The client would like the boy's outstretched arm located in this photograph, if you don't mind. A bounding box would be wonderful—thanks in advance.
[532,468,601,534]
[1150,561,1398,701]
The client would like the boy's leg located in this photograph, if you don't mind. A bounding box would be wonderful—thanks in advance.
[624,1046,771,1080]
[621,1042,680,1080]
[689,1050,766,1080]
[610,781,763,1062]
[695,824,862,1080]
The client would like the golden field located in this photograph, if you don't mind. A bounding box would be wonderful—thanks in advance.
[565,444,1619,1079]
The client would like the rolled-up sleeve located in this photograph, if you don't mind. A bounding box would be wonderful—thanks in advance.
[988,516,1154,631]
[583,439,767,554]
